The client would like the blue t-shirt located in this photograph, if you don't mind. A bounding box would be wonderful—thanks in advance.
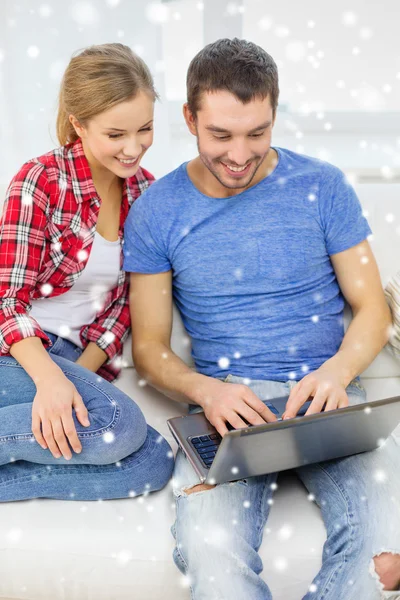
[123,147,372,382]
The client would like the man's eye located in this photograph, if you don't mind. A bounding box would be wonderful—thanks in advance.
[215,136,230,141]
[250,132,264,137]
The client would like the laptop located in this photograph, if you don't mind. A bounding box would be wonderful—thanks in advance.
[167,395,400,485]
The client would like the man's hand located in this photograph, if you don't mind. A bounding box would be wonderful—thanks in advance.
[282,368,349,420]
[197,379,278,437]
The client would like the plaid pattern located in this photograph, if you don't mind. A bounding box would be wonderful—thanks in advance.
[0,138,154,382]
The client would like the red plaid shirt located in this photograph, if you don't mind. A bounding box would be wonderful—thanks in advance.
[0,138,154,382]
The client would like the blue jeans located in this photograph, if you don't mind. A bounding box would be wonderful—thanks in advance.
[0,332,174,501]
[171,375,400,600]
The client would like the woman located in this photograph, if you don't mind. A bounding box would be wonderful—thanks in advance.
[0,43,173,501]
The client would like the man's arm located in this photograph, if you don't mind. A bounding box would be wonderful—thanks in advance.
[283,240,392,418]
[129,270,211,405]
[129,271,277,436]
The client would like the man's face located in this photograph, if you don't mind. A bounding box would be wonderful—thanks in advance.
[187,90,275,192]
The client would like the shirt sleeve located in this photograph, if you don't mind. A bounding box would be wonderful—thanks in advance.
[319,166,372,256]
[80,276,130,362]
[0,162,51,355]
[122,192,171,274]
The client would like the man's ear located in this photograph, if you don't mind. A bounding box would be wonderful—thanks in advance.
[183,103,197,136]
[69,114,86,139]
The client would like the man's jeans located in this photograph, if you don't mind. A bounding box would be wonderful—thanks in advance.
[0,331,174,501]
[171,375,400,600]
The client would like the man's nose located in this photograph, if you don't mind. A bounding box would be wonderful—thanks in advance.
[225,141,251,166]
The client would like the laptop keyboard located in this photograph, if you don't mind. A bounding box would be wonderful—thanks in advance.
[189,401,282,469]
[189,433,222,468]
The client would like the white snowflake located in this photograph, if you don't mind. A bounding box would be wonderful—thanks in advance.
[360,27,373,40]
[259,16,273,31]
[103,331,116,344]
[273,557,288,572]
[116,550,132,564]
[70,2,100,26]
[103,431,115,444]
[277,524,293,541]
[218,357,230,369]
[38,4,53,18]
[286,41,306,62]
[7,529,23,543]
[342,11,358,27]
[22,192,33,206]
[77,249,88,262]
[27,46,40,59]
[374,469,387,483]
[275,26,290,38]
[40,283,53,296]
[59,325,71,337]
[145,2,169,24]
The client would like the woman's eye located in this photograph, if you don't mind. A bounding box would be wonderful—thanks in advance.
[139,127,153,133]
[108,134,122,139]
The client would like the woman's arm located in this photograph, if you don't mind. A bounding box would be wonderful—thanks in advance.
[75,341,108,372]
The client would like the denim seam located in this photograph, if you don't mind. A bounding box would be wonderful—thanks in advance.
[0,435,156,490]
[174,496,195,600]
[255,477,274,552]
[311,463,355,600]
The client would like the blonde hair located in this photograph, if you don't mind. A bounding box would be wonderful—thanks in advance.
[56,43,158,146]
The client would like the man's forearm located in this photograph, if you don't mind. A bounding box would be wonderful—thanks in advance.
[133,341,213,406]
[320,303,392,387]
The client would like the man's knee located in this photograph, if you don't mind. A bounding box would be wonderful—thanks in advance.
[184,483,216,495]
[373,552,400,591]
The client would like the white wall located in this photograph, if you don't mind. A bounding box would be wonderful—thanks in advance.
[0,0,399,190]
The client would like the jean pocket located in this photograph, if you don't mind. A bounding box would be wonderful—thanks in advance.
[347,378,366,394]
[346,378,367,405]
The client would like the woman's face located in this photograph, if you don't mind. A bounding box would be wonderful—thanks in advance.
[71,90,154,179]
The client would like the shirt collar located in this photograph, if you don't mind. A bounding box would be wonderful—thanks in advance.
[66,137,131,207]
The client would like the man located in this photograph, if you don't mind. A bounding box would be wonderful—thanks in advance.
[123,38,400,599]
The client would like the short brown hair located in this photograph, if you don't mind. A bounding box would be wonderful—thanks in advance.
[57,43,158,145]
[186,38,279,118]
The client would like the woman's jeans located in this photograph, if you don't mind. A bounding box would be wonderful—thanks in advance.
[171,375,400,600]
[0,332,174,501]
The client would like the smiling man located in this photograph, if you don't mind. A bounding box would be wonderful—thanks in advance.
[123,38,400,600]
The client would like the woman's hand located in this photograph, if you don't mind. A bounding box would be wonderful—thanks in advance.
[32,372,90,459]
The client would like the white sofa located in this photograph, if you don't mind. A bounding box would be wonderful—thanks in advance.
[0,184,400,600]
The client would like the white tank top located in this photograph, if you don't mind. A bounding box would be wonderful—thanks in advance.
[30,231,121,348]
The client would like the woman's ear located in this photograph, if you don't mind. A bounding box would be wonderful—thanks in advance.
[183,103,197,136]
[69,114,86,139]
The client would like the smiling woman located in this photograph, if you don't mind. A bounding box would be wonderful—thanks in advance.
[0,43,174,502]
